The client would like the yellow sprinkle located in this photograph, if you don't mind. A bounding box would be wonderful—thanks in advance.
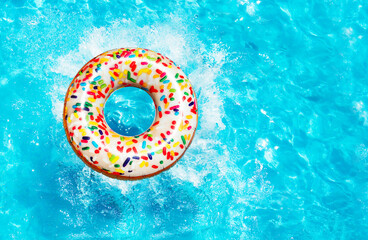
[168,65,172,68]
[106,137,110,144]
[165,102,169,109]
[112,134,120,138]
[100,58,109,63]
[186,134,191,141]
[124,136,133,140]
[118,81,123,84]
[100,103,104,107]
[67,117,71,123]
[126,141,134,146]
[89,121,98,126]
[140,150,148,154]
[160,85,164,90]
[180,85,185,91]
[73,112,79,119]
[153,74,160,78]
[167,82,172,90]
[96,107,101,114]
[109,71,117,80]
[139,161,146,168]
[115,169,125,173]
[186,115,193,119]
[138,68,152,76]
[166,144,171,149]
[115,69,121,73]
[119,73,124,78]
[94,131,99,136]
[179,122,184,131]
[125,60,131,65]
[110,155,120,164]
[183,123,189,130]
[107,152,112,158]
[173,142,180,147]
[88,97,96,102]
[170,150,175,156]
[154,143,159,147]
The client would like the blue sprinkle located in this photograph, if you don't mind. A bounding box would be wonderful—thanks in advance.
[142,141,146,149]
[129,54,136,58]
[82,136,90,140]
[80,82,86,86]
[160,95,166,101]
[158,106,162,112]
[151,152,155,156]
[148,153,152,160]
[163,80,170,84]
[123,157,130,167]
[83,107,89,111]
[132,156,140,160]
[174,111,179,116]
[110,77,115,81]
[72,105,77,109]
[173,108,179,112]
[141,87,149,91]
[92,141,98,148]
[189,101,194,106]
[94,76,101,81]
[71,95,77,98]
[99,130,103,135]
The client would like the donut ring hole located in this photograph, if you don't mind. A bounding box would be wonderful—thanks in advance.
[104,87,156,137]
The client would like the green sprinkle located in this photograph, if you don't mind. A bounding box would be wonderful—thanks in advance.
[114,164,120,168]
[159,76,167,82]
[184,92,189,96]
[82,147,90,150]
[88,112,93,115]
[175,73,179,78]
[147,145,152,149]
[76,103,81,106]
[127,71,136,83]
[176,79,184,83]
[100,83,107,89]
[79,71,83,75]
[118,49,123,54]
[90,81,96,85]
[160,161,164,164]
[181,135,186,145]
[85,102,93,107]
[98,80,104,85]
[170,98,175,101]
[113,53,117,59]
[129,161,133,165]
[147,64,152,68]
[156,149,163,154]
[169,89,176,92]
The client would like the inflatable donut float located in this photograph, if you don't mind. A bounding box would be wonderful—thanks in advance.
[63,48,198,180]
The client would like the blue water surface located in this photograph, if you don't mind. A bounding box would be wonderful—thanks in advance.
[1,0,368,239]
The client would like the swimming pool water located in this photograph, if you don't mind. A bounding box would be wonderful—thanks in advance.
[1,0,368,239]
